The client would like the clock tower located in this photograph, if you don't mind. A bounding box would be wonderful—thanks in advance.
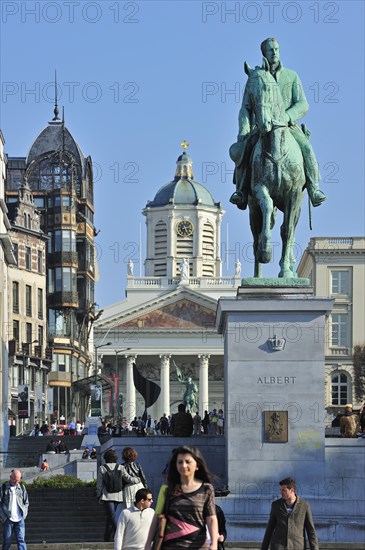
[143,145,223,278]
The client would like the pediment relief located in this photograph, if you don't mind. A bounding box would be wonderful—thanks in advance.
[116,298,216,329]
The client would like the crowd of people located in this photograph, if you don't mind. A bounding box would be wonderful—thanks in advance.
[32,419,85,437]
[96,407,225,438]
[94,443,320,550]
[45,439,69,454]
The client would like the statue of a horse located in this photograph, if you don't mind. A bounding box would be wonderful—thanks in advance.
[245,59,306,278]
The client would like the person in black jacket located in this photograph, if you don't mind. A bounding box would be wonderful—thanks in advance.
[216,504,227,550]
[170,403,193,437]
[121,447,148,508]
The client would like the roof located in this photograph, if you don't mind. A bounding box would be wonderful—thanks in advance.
[149,178,216,207]
[26,121,85,167]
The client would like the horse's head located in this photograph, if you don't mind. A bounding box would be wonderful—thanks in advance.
[245,59,284,135]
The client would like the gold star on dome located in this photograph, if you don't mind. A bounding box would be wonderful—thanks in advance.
[181,140,189,150]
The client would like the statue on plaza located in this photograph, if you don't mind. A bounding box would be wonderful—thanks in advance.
[229,38,326,278]
[173,360,198,414]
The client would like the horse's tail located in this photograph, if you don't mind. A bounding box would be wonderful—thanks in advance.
[308,195,313,231]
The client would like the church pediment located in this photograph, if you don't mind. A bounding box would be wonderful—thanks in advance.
[116,298,216,330]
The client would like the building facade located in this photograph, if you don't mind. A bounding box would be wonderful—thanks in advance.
[298,236,365,414]
[0,130,17,457]
[94,149,241,421]
[7,181,51,433]
[5,108,97,424]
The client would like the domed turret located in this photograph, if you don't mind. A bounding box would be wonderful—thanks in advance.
[147,150,218,208]
[144,143,223,279]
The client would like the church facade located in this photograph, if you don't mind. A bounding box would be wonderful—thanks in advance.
[94,148,241,421]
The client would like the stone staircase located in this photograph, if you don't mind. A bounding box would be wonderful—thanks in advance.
[5,436,84,468]
[0,488,107,544]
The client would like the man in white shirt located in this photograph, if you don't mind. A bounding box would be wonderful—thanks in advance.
[0,469,29,550]
[114,488,154,550]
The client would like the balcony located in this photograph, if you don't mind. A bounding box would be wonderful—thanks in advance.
[48,291,78,307]
[48,251,78,266]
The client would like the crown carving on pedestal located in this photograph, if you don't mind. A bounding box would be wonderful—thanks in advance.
[267,334,286,352]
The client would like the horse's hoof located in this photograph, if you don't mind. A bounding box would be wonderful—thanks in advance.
[278,269,293,278]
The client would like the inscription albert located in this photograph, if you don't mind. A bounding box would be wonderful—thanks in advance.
[257,376,296,384]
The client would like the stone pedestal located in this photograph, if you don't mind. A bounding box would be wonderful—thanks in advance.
[216,285,333,497]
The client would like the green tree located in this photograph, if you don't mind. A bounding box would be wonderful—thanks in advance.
[353,345,365,402]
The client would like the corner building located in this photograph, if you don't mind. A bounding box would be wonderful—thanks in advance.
[298,237,365,414]
[6,109,96,423]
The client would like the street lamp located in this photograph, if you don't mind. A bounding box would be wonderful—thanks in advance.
[115,348,131,419]
[94,342,112,384]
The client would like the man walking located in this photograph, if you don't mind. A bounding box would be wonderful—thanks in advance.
[0,469,29,550]
[114,488,154,550]
[261,477,319,550]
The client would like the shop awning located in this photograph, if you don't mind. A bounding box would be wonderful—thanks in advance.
[72,374,112,396]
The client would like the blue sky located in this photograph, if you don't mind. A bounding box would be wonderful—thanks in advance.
[1,0,364,307]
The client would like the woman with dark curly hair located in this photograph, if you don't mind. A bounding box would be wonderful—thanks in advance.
[121,446,148,508]
[96,449,140,542]
[146,445,218,549]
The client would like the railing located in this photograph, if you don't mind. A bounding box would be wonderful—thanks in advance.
[128,276,239,289]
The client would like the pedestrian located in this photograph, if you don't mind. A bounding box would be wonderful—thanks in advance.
[0,469,29,550]
[159,414,169,435]
[96,449,141,542]
[146,445,218,549]
[114,488,154,550]
[82,447,91,459]
[40,459,49,471]
[193,411,202,436]
[340,404,359,438]
[121,447,148,508]
[217,409,224,436]
[209,409,219,435]
[170,403,193,437]
[261,477,319,550]
[202,410,210,435]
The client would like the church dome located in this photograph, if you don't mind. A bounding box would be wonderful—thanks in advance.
[147,150,218,208]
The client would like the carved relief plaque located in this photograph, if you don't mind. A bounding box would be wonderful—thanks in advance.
[264,411,288,443]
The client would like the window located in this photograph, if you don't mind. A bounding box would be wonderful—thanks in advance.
[38,288,43,319]
[331,372,349,406]
[13,243,18,264]
[25,247,31,270]
[37,250,43,273]
[54,353,70,373]
[331,271,349,294]
[47,232,52,253]
[34,197,44,208]
[38,325,43,346]
[26,323,32,343]
[13,282,19,313]
[54,231,62,252]
[331,314,348,347]
[13,320,19,342]
[48,309,71,337]
[25,285,32,316]
[48,269,54,293]
[63,230,76,252]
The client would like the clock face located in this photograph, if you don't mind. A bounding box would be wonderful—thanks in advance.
[176,220,194,237]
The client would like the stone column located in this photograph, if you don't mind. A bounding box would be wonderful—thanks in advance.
[198,354,210,415]
[160,354,171,418]
[125,354,137,421]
